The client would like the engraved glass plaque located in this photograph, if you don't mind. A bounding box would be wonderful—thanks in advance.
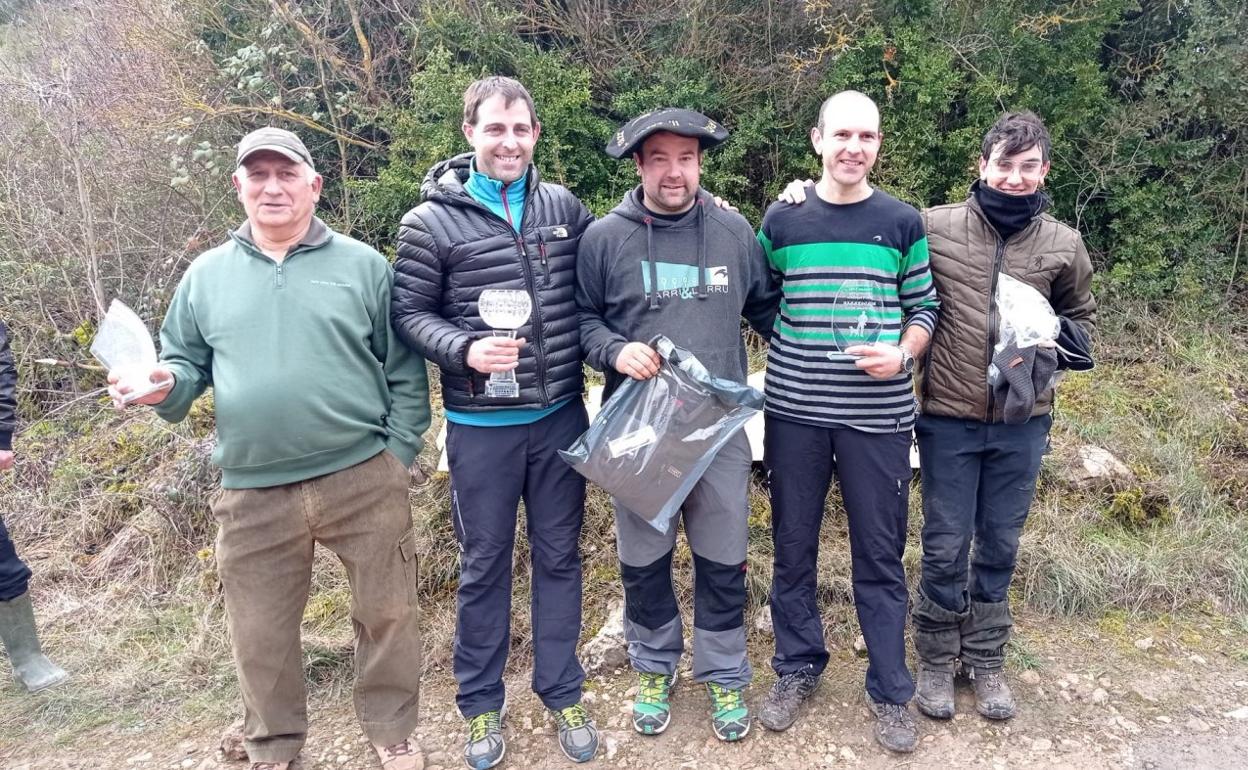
[477,289,532,398]
[90,299,162,402]
[827,279,884,360]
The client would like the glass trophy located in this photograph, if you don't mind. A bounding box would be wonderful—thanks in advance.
[90,299,163,402]
[477,289,532,399]
[827,279,884,360]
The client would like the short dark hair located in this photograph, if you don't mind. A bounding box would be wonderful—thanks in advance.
[463,76,538,127]
[981,111,1051,162]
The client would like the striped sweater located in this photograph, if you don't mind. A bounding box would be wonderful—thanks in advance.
[758,188,939,433]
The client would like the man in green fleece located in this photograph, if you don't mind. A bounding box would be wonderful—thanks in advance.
[108,127,431,770]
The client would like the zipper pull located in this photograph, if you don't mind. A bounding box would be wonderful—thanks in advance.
[538,235,550,286]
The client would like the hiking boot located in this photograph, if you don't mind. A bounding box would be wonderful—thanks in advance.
[249,764,288,770]
[758,666,820,731]
[971,667,1016,720]
[374,737,424,770]
[551,702,598,763]
[632,671,677,735]
[706,682,750,741]
[914,667,955,719]
[864,692,918,753]
[463,709,505,770]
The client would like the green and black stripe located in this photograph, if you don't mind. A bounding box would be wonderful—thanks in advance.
[758,189,939,433]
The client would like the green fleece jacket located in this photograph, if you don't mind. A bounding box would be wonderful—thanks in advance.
[154,218,431,489]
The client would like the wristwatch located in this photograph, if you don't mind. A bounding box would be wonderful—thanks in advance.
[899,346,915,374]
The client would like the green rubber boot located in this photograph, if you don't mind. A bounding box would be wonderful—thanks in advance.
[0,591,69,692]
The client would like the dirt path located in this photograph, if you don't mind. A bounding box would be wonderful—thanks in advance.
[5,613,1248,769]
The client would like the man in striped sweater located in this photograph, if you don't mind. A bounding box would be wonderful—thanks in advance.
[755,91,939,753]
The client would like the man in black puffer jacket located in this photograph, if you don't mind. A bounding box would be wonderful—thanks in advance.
[392,76,598,769]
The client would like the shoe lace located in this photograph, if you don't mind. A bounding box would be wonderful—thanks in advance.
[468,710,501,742]
[381,739,417,758]
[774,670,811,696]
[979,669,1004,691]
[707,682,744,713]
[877,701,915,728]
[638,673,671,704]
[555,703,590,729]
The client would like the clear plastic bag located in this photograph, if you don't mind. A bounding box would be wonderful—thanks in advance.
[559,335,763,533]
[988,274,1060,385]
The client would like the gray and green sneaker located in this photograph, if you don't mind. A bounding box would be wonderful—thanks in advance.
[632,672,677,735]
[706,682,750,741]
[552,702,598,763]
[463,709,505,770]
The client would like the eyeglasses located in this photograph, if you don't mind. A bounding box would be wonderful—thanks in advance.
[990,160,1045,177]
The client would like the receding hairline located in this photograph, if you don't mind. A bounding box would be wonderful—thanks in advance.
[816,90,880,131]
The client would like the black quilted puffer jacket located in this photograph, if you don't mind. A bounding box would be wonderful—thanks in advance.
[0,320,16,450]
[392,154,593,411]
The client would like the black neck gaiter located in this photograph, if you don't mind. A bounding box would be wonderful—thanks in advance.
[972,179,1050,241]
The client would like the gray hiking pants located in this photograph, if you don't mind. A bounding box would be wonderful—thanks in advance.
[614,430,752,689]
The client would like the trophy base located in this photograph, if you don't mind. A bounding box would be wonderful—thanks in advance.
[826,351,864,361]
[485,381,520,398]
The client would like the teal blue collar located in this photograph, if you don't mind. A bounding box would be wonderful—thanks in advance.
[466,157,528,231]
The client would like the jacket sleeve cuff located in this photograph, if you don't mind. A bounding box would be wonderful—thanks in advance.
[602,339,628,374]
[449,334,476,376]
[0,430,12,450]
[151,365,200,423]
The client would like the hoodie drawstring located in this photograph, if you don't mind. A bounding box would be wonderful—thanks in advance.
[696,198,708,299]
[644,216,660,310]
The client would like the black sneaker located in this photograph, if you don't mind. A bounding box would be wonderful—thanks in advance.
[758,666,820,731]
[864,691,918,753]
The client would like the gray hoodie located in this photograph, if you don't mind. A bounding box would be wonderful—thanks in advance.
[576,187,780,399]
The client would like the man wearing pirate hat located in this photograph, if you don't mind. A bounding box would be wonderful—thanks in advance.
[577,107,780,742]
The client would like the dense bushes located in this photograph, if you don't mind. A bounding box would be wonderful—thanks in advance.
[189,0,1247,303]
[3,0,1244,354]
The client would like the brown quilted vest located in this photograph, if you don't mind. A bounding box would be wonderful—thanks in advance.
[918,196,1096,423]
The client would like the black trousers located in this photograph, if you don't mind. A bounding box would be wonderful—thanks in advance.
[765,415,915,705]
[0,514,32,601]
[445,400,589,717]
[914,413,1051,610]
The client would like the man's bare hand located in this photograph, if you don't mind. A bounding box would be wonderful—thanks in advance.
[712,196,739,213]
[466,336,525,374]
[845,344,904,379]
[0,449,14,471]
[107,366,175,408]
[614,342,661,380]
[778,179,814,204]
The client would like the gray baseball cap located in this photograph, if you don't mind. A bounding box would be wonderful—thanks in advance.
[235,127,315,170]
